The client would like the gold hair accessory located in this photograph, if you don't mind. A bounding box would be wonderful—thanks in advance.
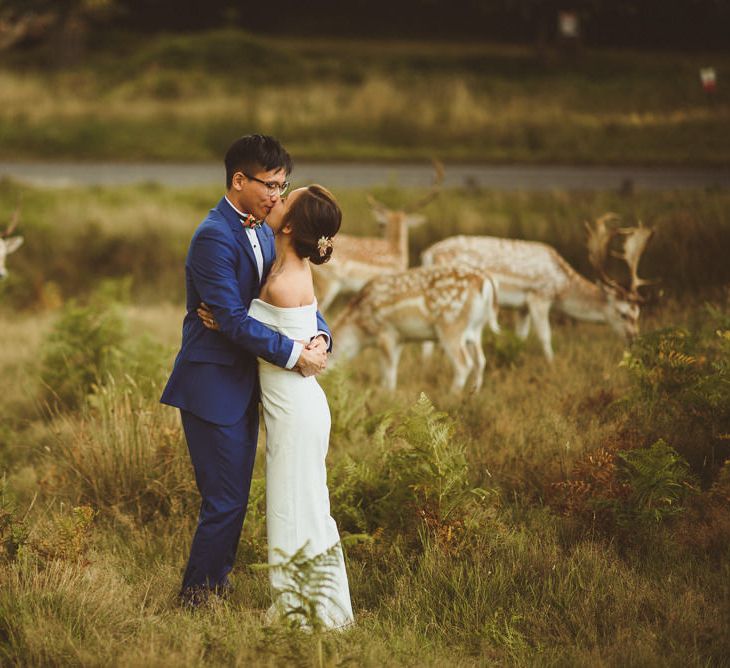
[317,236,333,257]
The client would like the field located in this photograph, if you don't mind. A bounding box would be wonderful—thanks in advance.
[1,31,729,164]
[0,180,729,666]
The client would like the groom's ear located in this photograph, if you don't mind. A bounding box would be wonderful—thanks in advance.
[231,171,245,191]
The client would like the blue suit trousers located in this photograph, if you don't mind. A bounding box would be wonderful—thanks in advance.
[179,395,259,593]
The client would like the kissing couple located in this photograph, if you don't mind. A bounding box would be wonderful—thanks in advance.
[161,134,354,629]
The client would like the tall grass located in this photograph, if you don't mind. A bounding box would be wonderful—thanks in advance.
[1,182,729,664]
[0,32,728,163]
[1,295,729,665]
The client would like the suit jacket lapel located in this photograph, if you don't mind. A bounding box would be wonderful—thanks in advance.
[257,224,276,277]
[215,197,259,276]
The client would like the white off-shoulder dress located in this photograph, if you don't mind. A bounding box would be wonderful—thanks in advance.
[248,297,354,630]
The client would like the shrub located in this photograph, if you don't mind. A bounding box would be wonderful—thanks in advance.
[551,440,697,537]
[619,308,730,484]
[612,440,697,526]
[0,477,28,563]
[39,280,130,410]
[39,278,170,410]
[328,393,493,552]
[31,505,96,562]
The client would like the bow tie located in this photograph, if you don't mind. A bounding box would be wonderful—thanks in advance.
[240,213,262,229]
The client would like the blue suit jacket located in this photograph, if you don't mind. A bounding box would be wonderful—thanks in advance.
[161,197,331,425]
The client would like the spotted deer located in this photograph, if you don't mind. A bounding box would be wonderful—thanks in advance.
[0,204,23,281]
[420,214,654,361]
[331,264,500,392]
[312,161,443,312]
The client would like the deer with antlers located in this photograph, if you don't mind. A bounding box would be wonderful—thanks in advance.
[311,161,444,312]
[0,204,23,281]
[420,214,654,361]
[331,264,500,392]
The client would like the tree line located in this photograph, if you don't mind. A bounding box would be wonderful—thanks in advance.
[1,0,728,55]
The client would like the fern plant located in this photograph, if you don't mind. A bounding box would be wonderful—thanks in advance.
[620,308,730,485]
[614,440,697,526]
[254,535,366,632]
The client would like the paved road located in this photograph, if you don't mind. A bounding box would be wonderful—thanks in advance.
[0,161,728,191]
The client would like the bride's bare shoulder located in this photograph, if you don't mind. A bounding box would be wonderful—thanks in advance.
[261,267,314,308]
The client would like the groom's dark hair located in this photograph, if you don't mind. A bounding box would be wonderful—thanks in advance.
[224,134,293,188]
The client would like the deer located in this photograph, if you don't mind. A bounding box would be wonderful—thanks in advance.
[312,161,444,312]
[331,264,500,393]
[420,213,654,362]
[0,204,23,281]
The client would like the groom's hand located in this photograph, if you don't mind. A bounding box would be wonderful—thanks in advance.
[295,343,327,377]
[197,302,220,330]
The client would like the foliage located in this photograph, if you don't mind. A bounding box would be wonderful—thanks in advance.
[0,476,29,563]
[39,280,129,410]
[620,307,730,483]
[328,393,493,553]
[2,183,730,664]
[485,328,526,369]
[254,537,366,633]
[31,504,96,562]
[613,440,697,526]
[1,33,729,163]
[552,439,697,537]
[386,393,490,524]
[39,277,170,409]
[3,183,730,312]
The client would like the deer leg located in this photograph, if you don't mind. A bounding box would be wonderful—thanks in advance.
[377,336,402,391]
[514,308,531,340]
[421,341,435,359]
[526,295,554,362]
[465,337,486,392]
[436,326,471,393]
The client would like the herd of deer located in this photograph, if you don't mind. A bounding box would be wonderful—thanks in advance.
[1,168,654,393]
[324,163,655,392]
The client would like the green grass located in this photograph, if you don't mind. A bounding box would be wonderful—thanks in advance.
[1,298,728,666]
[1,180,729,311]
[1,182,729,665]
[1,31,729,164]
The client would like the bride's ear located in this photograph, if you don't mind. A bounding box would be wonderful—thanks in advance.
[281,222,293,235]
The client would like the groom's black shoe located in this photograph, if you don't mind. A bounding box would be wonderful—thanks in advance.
[178,582,234,609]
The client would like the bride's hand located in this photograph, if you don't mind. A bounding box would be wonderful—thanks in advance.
[197,302,220,331]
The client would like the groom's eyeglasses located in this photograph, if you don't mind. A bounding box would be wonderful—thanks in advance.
[242,172,290,197]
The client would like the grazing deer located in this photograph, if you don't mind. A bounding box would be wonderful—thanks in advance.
[331,265,500,392]
[420,214,654,361]
[312,161,444,312]
[0,204,23,281]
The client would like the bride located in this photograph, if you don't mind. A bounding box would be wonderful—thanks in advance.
[199,184,353,630]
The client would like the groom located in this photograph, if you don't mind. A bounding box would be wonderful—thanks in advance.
[161,134,331,606]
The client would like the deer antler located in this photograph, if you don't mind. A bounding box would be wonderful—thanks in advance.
[403,159,444,213]
[366,159,444,217]
[366,193,389,214]
[584,212,624,292]
[2,200,21,238]
[612,222,655,296]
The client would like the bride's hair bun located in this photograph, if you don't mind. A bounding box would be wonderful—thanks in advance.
[285,184,342,265]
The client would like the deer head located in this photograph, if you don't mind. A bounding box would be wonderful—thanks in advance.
[585,213,655,341]
[0,204,24,280]
[366,159,445,241]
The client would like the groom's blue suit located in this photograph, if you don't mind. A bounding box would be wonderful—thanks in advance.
[161,196,330,594]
